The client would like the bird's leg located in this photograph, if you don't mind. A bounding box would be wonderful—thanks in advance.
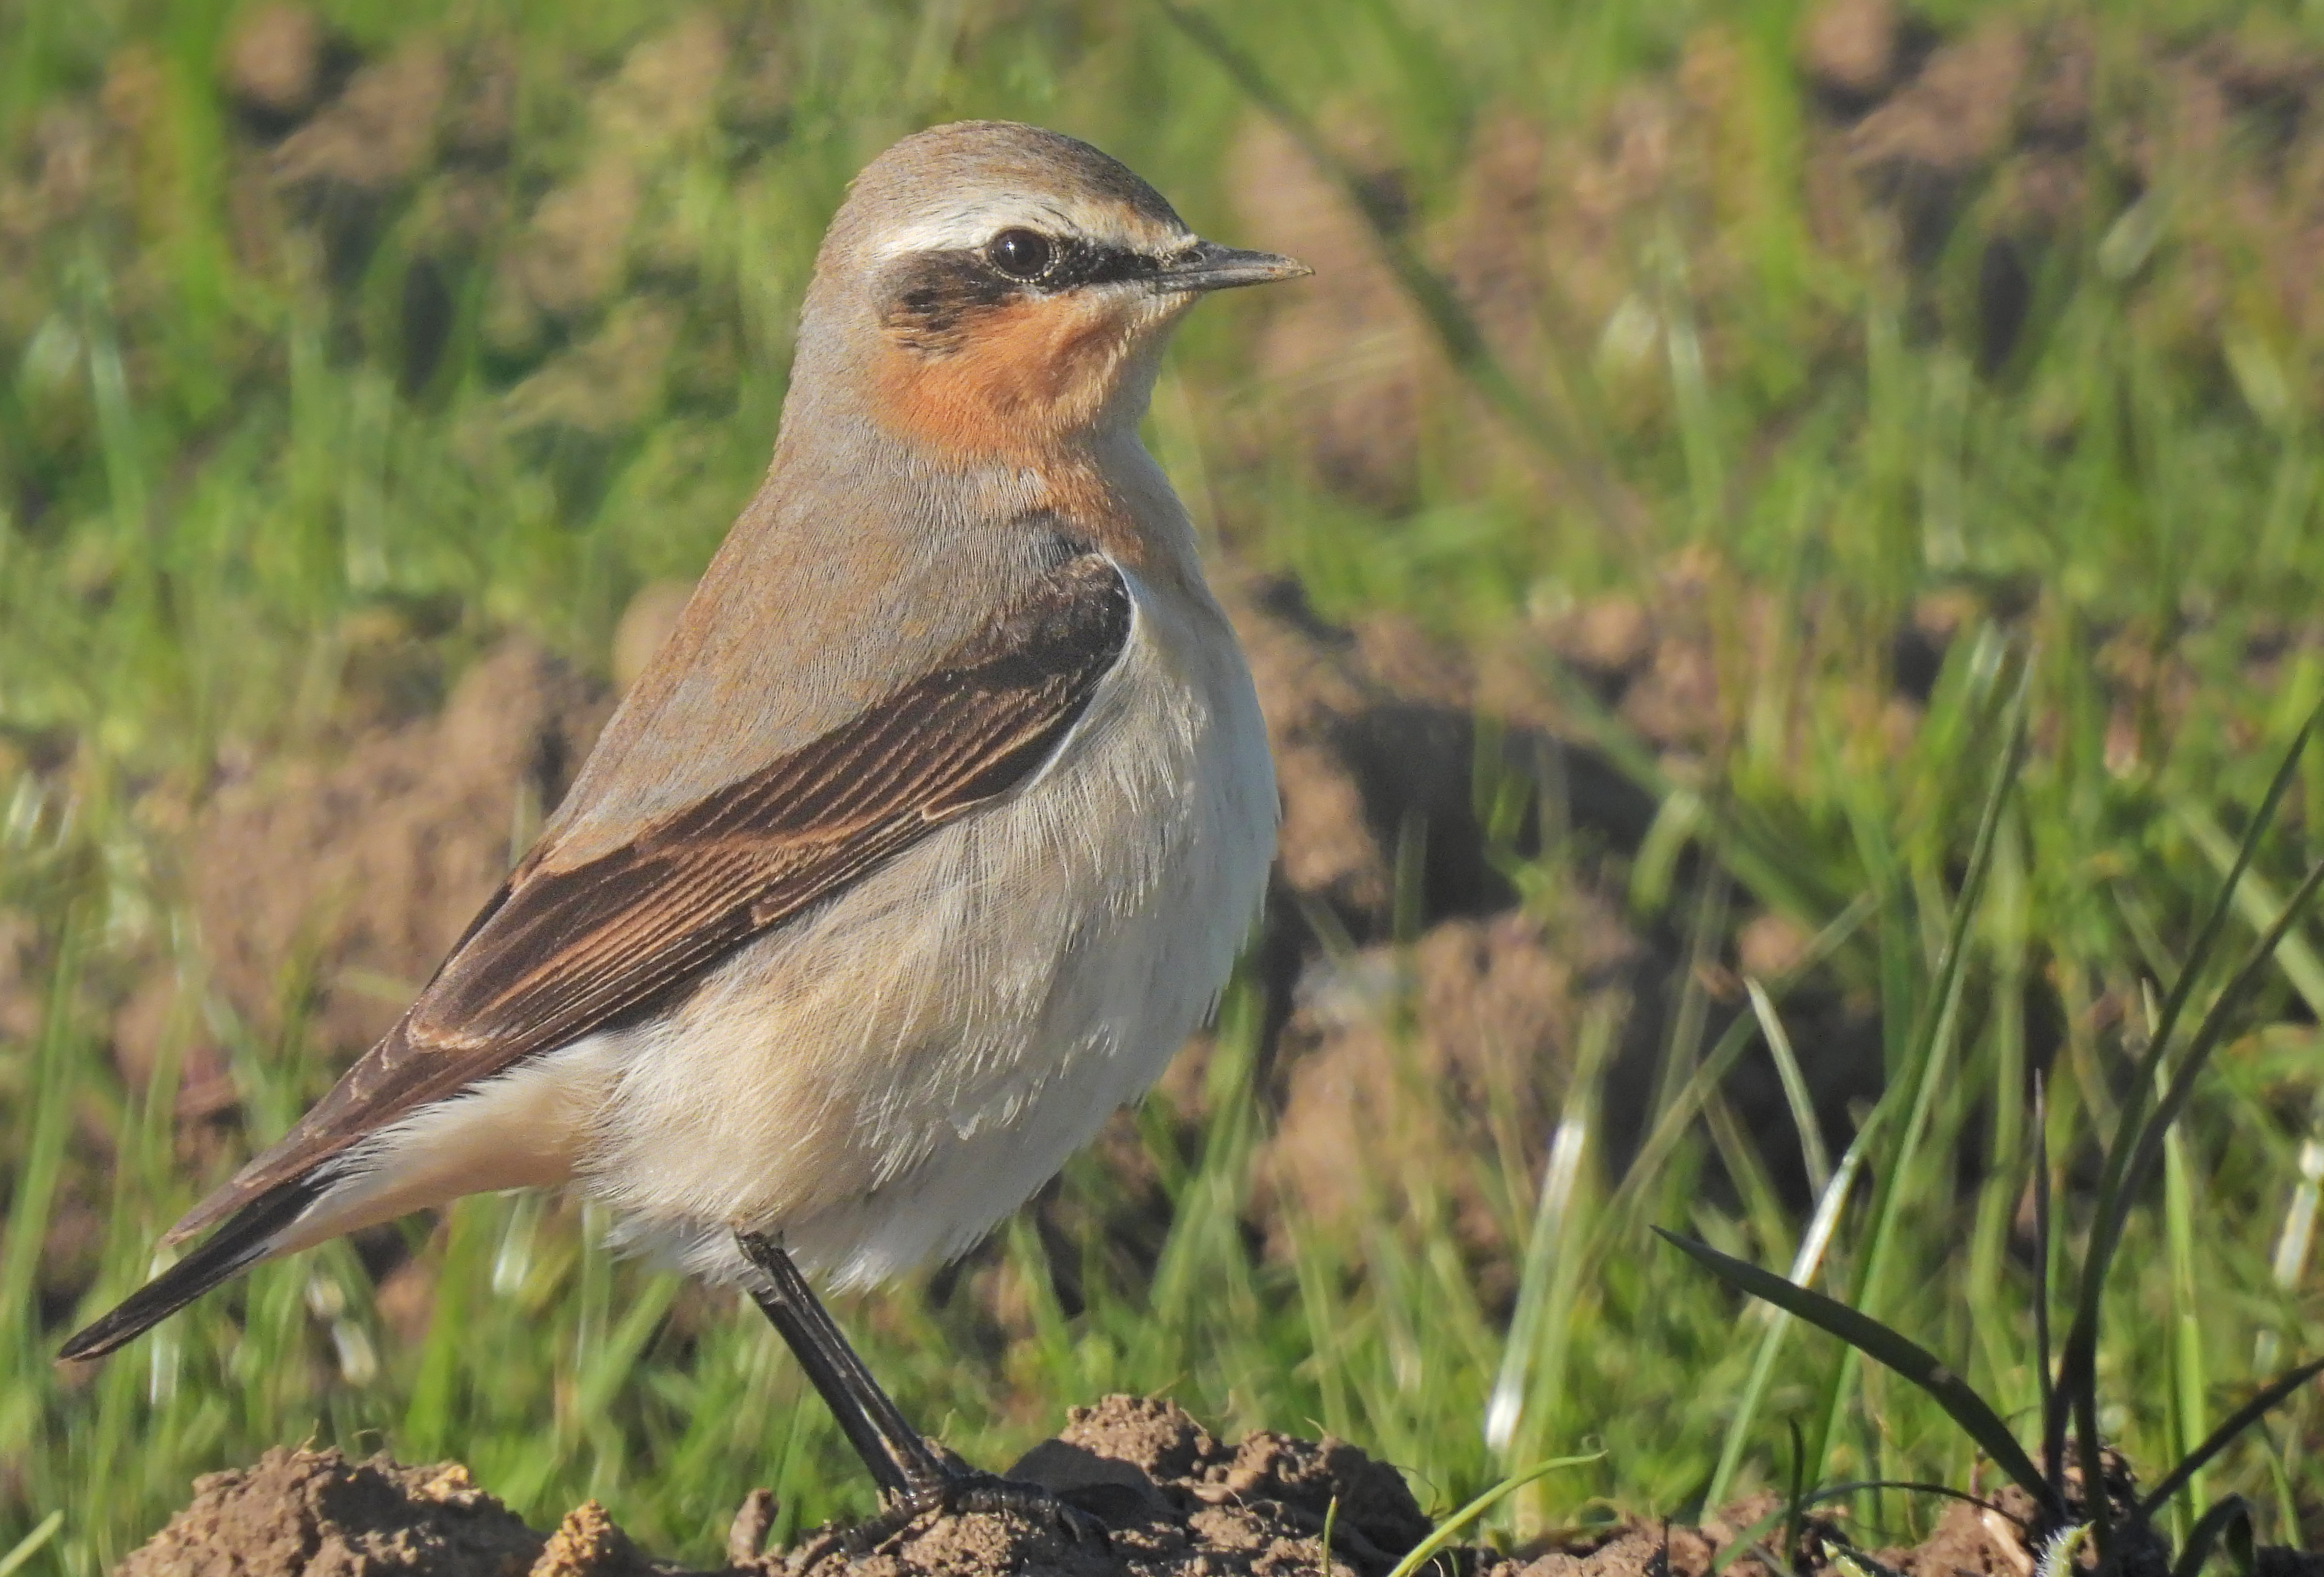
[732,1231,1108,1554]
[734,1230,947,1503]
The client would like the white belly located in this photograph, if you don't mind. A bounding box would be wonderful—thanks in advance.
[554,568,1276,1288]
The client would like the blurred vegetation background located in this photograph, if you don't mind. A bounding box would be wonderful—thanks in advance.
[10,0,2324,1570]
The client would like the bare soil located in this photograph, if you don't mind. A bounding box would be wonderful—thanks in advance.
[134,1396,2324,1577]
[105,1394,2052,1577]
[118,1396,1436,1577]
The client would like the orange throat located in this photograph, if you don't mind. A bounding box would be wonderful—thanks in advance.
[870,291,1163,462]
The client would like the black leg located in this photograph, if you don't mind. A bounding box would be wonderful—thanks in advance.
[734,1230,948,1503]
[733,1230,1110,1555]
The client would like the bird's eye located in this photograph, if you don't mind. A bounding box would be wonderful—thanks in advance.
[987,229,1056,281]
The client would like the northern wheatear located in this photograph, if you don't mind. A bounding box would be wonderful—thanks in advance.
[64,120,1304,1535]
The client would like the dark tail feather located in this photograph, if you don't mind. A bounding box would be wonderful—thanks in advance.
[58,1175,324,1361]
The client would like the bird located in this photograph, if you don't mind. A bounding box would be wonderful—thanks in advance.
[61,119,1305,1538]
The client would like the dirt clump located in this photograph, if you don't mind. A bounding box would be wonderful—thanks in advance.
[532,1502,663,1577]
[221,7,335,127]
[269,40,451,205]
[118,1397,1437,1577]
[788,1397,1431,1577]
[1516,1498,1792,1577]
[1799,0,1908,107]
[1847,19,2028,182]
[119,1449,546,1577]
[1212,563,1906,1260]
[1877,1493,2047,1577]
[148,1403,2251,1577]
[1225,576,1663,944]
[1226,119,1430,506]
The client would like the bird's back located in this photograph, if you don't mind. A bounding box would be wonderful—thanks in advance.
[542,430,1062,872]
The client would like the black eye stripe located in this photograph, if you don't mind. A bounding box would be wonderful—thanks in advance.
[879,254,1018,353]
[1053,242,1161,288]
[878,238,1178,355]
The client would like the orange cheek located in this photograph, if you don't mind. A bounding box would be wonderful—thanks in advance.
[873,296,1137,457]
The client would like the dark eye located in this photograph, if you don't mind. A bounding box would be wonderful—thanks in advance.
[987,228,1055,281]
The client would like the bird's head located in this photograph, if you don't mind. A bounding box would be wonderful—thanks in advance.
[794,121,1307,461]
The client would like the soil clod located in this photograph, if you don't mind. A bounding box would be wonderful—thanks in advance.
[118,1448,545,1577]
[729,1494,780,1567]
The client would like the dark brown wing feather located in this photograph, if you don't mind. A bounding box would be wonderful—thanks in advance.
[167,549,1132,1242]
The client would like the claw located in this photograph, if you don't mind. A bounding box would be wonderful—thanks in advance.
[832,1471,1112,1557]
[949,1475,1113,1549]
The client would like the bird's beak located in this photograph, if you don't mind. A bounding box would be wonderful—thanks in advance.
[1158,239,1312,293]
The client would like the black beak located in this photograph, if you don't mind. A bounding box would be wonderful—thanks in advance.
[1158,238,1311,292]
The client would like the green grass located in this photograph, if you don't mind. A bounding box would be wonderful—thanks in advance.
[9,0,2324,1571]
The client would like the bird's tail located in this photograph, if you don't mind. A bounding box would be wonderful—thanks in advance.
[57,1175,324,1362]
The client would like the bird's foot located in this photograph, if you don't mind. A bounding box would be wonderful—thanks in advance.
[839,1470,1111,1556]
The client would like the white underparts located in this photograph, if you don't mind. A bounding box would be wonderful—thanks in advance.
[584,565,1277,1288]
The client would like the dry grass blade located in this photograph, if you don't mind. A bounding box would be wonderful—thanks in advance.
[1701,1113,1880,1510]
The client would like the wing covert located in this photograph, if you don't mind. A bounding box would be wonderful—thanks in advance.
[167,549,1133,1241]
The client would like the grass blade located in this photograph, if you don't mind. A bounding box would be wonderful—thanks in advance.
[1,915,82,1381]
[1702,1110,1880,1508]
[1657,1229,2060,1517]
[2138,1358,2324,1519]
[2170,1496,2253,1577]
[2178,806,2324,1016]
[2032,1075,2058,1497]
[2120,857,2324,1256]
[2077,851,2324,1534]
[0,1512,62,1577]
[1603,895,1876,1245]
[1747,979,1831,1197]
[1485,999,1616,1460]
[2162,1049,2210,1530]
[1381,1453,1603,1577]
[1806,666,2029,1486]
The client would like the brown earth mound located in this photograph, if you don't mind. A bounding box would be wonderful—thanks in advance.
[120,1396,1442,1577]
[133,1398,2324,1577]
[120,1394,2035,1577]
[119,1451,547,1577]
[146,1395,2296,1577]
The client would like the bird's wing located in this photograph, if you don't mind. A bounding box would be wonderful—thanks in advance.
[168,548,1134,1242]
